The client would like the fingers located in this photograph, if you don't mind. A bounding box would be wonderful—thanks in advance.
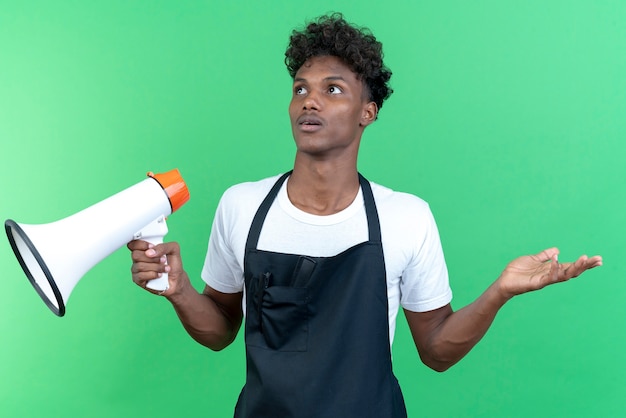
[534,247,560,264]
[129,240,182,292]
[547,253,560,283]
[127,239,151,251]
[536,250,602,288]
[130,259,167,277]
[131,259,167,287]
[142,241,181,259]
[560,255,603,280]
[587,255,603,268]
[128,241,179,262]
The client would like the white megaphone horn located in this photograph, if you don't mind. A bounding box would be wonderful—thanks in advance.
[5,169,190,317]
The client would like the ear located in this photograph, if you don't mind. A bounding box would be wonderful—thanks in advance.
[359,101,378,127]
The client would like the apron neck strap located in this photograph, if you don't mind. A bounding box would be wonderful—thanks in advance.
[358,173,382,243]
[245,171,381,251]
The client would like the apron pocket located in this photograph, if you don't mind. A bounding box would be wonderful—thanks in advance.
[257,286,309,352]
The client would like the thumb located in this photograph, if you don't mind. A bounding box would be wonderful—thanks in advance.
[146,242,183,273]
[534,247,559,263]
[145,241,181,258]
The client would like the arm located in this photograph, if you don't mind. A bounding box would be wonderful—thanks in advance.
[406,247,602,372]
[128,240,243,351]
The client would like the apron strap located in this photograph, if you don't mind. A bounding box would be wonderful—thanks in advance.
[245,171,292,251]
[245,171,381,250]
[359,173,382,243]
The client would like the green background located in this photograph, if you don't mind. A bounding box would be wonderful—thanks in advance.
[1,1,624,417]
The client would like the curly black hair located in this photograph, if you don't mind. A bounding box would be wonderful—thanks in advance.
[285,13,393,112]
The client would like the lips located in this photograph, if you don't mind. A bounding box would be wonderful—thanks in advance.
[297,115,323,132]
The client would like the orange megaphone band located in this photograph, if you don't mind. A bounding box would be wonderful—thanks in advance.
[148,169,190,213]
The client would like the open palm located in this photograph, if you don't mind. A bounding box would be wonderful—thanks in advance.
[498,247,603,299]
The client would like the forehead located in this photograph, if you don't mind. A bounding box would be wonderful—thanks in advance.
[294,55,360,84]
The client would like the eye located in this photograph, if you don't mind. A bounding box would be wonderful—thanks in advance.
[328,85,343,94]
[295,86,307,95]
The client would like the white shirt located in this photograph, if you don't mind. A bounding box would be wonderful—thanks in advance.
[202,174,452,345]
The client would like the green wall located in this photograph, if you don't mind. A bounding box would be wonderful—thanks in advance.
[1,1,624,417]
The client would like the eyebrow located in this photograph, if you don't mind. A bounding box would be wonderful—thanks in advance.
[293,76,347,83]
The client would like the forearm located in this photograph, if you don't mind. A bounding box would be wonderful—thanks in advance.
[409,249,602,372]
[423,280,510,371]
[167,276,241,351]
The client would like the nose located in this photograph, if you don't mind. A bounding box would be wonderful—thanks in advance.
[303,90,320,111]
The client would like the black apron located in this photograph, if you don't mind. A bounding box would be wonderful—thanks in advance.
[235,172,407,418]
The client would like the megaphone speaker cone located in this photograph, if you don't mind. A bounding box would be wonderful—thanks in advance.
[5,219,66,316]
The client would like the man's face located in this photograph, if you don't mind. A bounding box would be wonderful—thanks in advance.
[288,55,377,158]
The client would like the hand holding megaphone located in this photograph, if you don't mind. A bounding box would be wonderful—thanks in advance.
[132,214,171,293]
[5,169,190,316]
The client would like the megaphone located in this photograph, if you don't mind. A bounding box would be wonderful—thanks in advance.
[5,169,190,317]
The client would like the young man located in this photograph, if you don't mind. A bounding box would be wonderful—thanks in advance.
[128,13,602,418]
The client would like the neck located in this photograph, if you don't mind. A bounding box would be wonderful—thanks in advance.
[288,156,360,215]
